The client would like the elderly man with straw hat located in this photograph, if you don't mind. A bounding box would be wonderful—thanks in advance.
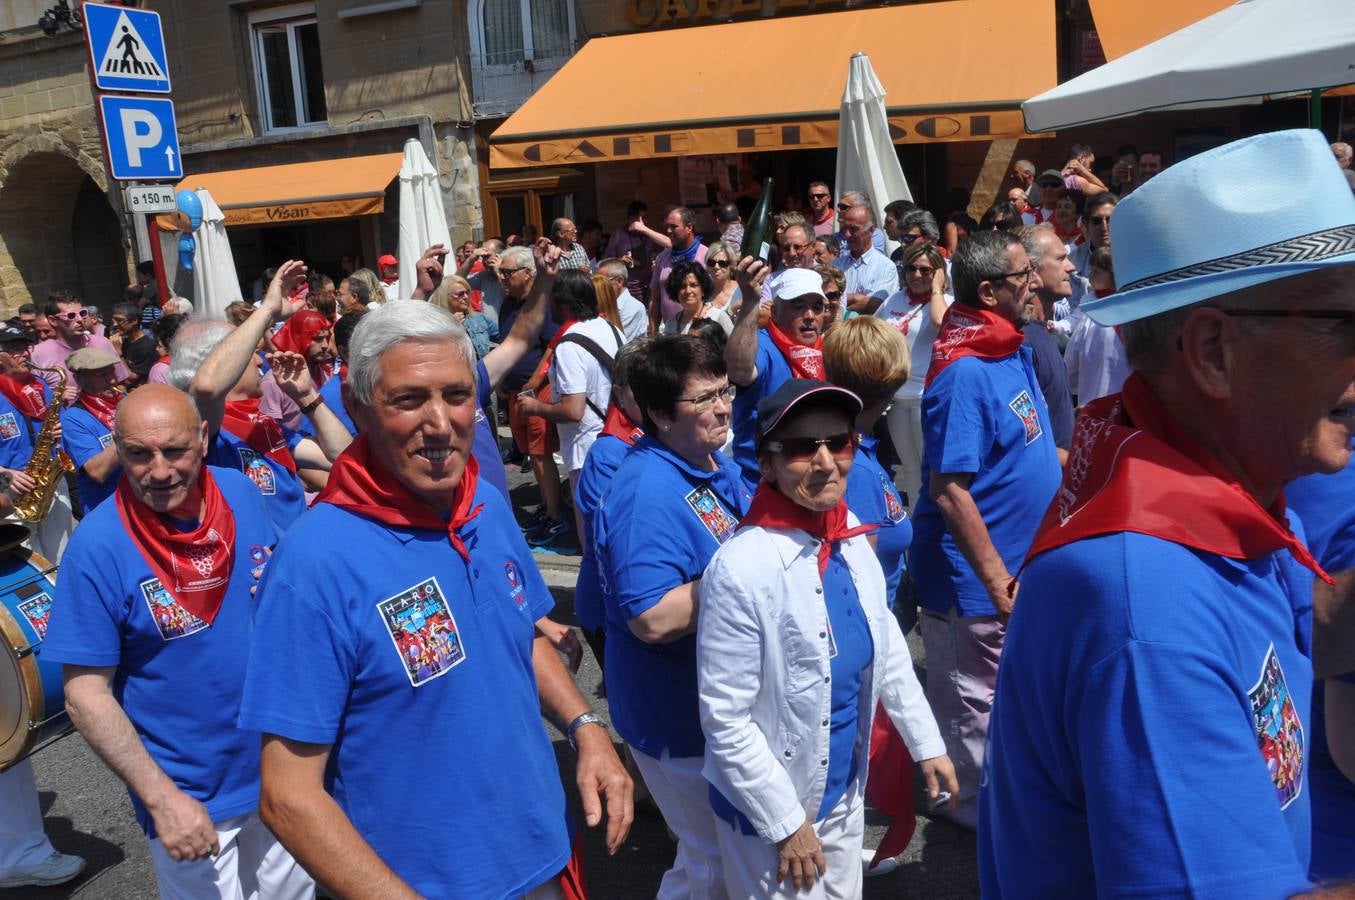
[980,129,1355,897]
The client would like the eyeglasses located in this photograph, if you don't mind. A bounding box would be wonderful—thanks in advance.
[676,384,734,410]
[497,266,527,277]
[706,258,731,269]
[902,265,935,276]
[809,193,831,201]
[824,290,842,300]
[779,244,808,255]
[450,289,471,298]
[990,267,1035,286]
[765,432,856,460]
[52,309,92,321]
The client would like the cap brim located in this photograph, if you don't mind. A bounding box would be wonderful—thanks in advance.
[758,385,863,441]
[1084,253,1355,326]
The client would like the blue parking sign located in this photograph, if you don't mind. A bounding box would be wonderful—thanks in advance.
[100,96,180,181]
[84,2,171,94]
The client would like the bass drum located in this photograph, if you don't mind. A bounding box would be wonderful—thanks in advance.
[0,524,68,771]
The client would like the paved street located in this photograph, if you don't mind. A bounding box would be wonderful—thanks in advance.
[18,443,978,899]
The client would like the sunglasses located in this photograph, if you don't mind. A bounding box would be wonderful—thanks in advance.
[765,432,856,460]
[824,290,842,300]
[706,258,731,268]
[902,265,935,276]
[497,266,527,277]
[450,289,471,297]
[809,193,831,200]
[52,309,92,321]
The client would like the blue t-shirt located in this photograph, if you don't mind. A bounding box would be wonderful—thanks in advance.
[575,433,634,634]
[238,487,568,899]
[818,550,873,819]
[0,392,37,469]
[910,349,1062,617]
[979,530,1315,898]
[1284,461,1355,881]
[845,435,911,606]
[1021,322,1074,449]
[731,330,794,489]
[474,359,510,503]
[41,468,278,834]
[207,426,308,532]
[594,436,751,758]
[62,405,118,514]
[303,373,357,438]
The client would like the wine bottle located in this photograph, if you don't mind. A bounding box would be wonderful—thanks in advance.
[739,177,774,264]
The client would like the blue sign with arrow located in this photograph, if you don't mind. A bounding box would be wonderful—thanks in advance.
[100,96,180,181]
[84,2,171,94]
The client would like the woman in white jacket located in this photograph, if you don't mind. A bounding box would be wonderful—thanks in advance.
[697,380,957,899]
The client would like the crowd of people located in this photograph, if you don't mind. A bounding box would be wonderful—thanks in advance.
[0,128,1353,900]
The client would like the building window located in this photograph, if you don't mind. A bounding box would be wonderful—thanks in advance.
[474,0,575,69]
[250,4,327,132]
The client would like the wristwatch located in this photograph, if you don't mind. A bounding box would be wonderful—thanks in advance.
[566,712,605,751]
[299,394,325,416]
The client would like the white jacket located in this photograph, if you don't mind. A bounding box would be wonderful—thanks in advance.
[696,516,946,844]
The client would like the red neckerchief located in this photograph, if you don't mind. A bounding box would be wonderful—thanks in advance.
[741,483,876,577]
[0,372,48,419]
[157,354,170,365]
[765,320,824,380]
[469,290,484,313]
[1022,373,1331,585]
[78,390,120,429]
[600,404,643,445]
[318,434,484,562]
[925,305,1025,389]
[221,399,297,474]
[1054,224,1084,245]
[1027,206,1047,224]
[906,289,931,307]
[115,467,237,624]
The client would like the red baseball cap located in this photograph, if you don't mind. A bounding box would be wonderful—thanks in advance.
[378,254,398,267]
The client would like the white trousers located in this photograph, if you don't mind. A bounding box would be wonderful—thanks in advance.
[715,793,864,900]
[631,749,727,900]
[0,759,56,878]
[148,812,313,900]
[885,398,924,511]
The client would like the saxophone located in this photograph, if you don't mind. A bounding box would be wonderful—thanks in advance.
[12,363,76,523]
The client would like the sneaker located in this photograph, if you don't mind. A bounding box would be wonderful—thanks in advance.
[520,508,549,532]
[862,848,899,877]
[526,517,568,547]
[0,852,87,888]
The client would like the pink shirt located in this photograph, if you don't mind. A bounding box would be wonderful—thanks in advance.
[650,242,708,323]
[30,334,130,393]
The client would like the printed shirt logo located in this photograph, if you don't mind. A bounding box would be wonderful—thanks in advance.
[98,432,114,451]
[1249,643,1305,810]
[0,412,19,441]
[879,470,906,524]
[1008,390,1043,445]
[376,577,466,687]
[237,446,277,495]
[685,485,739,544]
[505,561,527,611]
[139,577,209,641]
[17,592,53,640]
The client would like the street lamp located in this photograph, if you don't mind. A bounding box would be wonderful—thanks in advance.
[37,0,83,37]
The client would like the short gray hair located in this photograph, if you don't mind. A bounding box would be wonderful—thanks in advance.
[951,231,1022,307]
[163,297,194,317]
[1016,223,1056,267]
[499,245,536,276]
[839,190,873,208]
[347,300,476,407]
[900,209,940,241]
[168,318,233,390]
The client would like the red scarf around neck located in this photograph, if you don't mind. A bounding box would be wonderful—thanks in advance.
[78,391,120,429]
[600,404,643,445]
[925,305,1025,389]
[115,467,237,624]
[765,320,824,380]
[741,483,876,576]
[221,399,297,474]
[1022,373,1331,584]
[0,372,48,419]
[318,434,484,561]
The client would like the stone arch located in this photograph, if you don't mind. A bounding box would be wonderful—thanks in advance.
[0,137,126,315]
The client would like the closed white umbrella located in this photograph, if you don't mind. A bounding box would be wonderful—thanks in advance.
[190,189,240,318]
[1022,0,1355,132]
[397,138,452,301]
[835,52,911,255]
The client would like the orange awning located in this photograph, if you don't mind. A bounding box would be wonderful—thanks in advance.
[1088,0,1234,61]
[175,153,403,227]
[490,0,1056,169]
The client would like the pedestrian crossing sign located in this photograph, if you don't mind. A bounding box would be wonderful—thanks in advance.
[84,2,171,94]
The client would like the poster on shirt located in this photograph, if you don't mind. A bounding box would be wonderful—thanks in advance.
[1008,390,1043,445]
[879,471,906,524]
[236,447,277,495]
[685,485,739,544]
[376,577,466,687]
[17,592,53,640]
[139,578,208,641]
[1249,643,1305,810]
[0,412,19,441]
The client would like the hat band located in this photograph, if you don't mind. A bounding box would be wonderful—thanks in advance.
[1119,224,1355,293]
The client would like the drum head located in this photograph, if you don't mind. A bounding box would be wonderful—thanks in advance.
[0,607,37,769]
